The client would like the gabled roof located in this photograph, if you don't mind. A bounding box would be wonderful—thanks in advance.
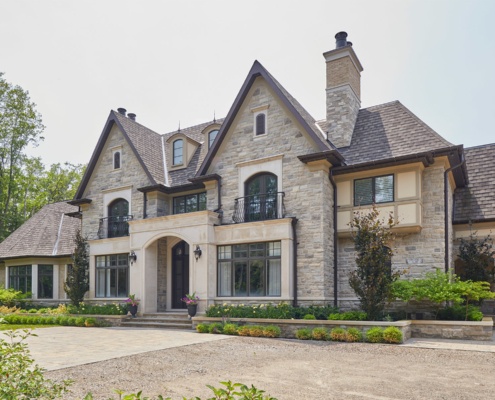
[454,143,495,223]
[0,202,79,260]
[74,111,164,199]
[197,60,332,176]
[338,101,455,165]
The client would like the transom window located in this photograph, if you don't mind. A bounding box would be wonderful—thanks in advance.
[354,174,394,206]
[208,130,219,148]
[95,254,129,298]
[173,192,207,214]
[9,265,32,294]
[217,241,281,297]
[173,139,183,165]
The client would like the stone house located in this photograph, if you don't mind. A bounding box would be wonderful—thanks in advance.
[1,32,494,312]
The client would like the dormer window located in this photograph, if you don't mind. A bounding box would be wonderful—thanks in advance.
[255,113,266,136]
[208,129,219,148]
[112,149,121,170]
[173,139,183,165]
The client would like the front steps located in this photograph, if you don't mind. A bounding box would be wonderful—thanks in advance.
[121,311,193,330]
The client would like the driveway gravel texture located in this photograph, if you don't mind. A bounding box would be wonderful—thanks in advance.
[44,336,495,400]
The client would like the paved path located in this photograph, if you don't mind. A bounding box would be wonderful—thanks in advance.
[9,326,495,371]
[18,327,232,371]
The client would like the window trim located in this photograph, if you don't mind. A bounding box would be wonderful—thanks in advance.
[353,174,394,206]
[217,241,281,297]
[9,265,32,294]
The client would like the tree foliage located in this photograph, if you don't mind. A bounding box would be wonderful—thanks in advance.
[457,232,495,283]
[348,206,399,320]
[0,73,85,241]
[64,230,89,307]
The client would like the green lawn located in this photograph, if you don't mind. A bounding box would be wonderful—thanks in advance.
[0,324,56,331]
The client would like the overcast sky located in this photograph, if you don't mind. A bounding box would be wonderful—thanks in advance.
[2,0,494,167]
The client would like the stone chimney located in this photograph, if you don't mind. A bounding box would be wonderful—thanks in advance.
[323,32,363,148]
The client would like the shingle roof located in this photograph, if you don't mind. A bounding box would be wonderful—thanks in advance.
[0,202,80,259]
[454,143,495,223]
[113,112,166,185]
[338,101,454,165]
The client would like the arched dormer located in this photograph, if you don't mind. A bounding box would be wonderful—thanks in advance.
[201,123,222,149]
[166,133,200,170]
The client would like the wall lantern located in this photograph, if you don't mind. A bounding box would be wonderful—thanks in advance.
[129,250,137,265]
[193,245,202,261]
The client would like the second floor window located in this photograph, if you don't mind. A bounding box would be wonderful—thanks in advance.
[113,151,121,169]
[354,174,394,206]
[173,192,207,214]
[208,130,219,148]
[173,139,183,165]
[108,198,130,238]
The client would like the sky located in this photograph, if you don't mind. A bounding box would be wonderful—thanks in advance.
[2,0,494,167]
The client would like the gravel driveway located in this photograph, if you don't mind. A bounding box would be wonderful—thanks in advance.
[45,336,495,400]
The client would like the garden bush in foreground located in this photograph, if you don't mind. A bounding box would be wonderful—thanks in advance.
[366,327,384,343]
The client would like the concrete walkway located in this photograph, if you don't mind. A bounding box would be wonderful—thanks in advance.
[8,327,495,371]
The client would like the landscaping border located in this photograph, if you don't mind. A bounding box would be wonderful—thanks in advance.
[192,317,494,342]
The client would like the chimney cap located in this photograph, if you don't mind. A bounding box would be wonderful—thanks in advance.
[128,113,136,121]
[335,31,349,49]
[117,107,127,116]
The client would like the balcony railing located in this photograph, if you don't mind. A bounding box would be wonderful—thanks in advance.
[233,192,285,223]
[98,215,133,239]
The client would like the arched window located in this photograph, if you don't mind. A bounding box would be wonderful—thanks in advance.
[113,151,121,169]
[173,139,183,165]
[208,129,219,148]
[244,173,278,221]
[108,199,130,238]
[255,113,266,135]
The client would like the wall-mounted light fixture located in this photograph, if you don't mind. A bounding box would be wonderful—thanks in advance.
[129,250,137,265]
[193,245,202,261]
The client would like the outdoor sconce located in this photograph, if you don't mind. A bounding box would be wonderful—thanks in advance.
[193,245,202,261]
[129,250,137,265]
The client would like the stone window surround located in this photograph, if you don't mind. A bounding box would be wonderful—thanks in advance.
[110,145,122,171]
[102,186,132,219]
[251,104,270,137]
[236,154,283,198]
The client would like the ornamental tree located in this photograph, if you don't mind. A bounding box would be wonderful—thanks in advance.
[348,206,399,321]
[457,232,495,284]
[64,229,89,307]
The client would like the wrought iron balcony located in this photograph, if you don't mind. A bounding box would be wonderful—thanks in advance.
[98,215,133,239]
[233,192,285,223]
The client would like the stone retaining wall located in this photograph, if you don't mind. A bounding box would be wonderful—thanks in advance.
[192,317,494,342]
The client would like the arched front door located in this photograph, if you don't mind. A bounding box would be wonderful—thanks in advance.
[245,173,278,222]
[172,241,189,309]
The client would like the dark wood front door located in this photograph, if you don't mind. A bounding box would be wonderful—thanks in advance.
[172,241,189,309]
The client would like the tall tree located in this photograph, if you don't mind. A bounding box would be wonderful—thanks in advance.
[64,230,89,307]
[0,72,44,241]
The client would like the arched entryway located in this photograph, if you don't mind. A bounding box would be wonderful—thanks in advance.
[171,240,189,309]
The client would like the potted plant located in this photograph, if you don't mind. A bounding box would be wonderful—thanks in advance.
[182,292,200,318]
[126,294,140,318]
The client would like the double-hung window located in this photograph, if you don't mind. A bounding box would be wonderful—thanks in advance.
[354,174,394,206]
[217,241,281,297]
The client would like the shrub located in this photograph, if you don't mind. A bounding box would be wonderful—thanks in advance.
[237,325,251,336]
[328,311,367,321]
[59,316,70,326]
[437,304,483,321]
[208,322,223,334]
[295,328,312,340]
[329,327,346,342]
[0,286,25,307]
[196,323,210,333]
[75,317,86,327]
[366,327,384,343]
[345,327,363,342]
[222,323,239,335]
[248,325,264,337]
[383,326,403,344]
[84,317,97,327]
[263,325,281,338]
[311,327,328,341]
[0,305,20,314]
[303,314,316,320]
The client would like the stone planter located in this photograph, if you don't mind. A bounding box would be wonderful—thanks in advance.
[187,304,198,318]
[128,304,138,318]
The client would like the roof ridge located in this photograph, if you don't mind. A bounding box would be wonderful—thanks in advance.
[162,118,225,136]
[465,142,495,150]
[112,110,162,137]
[359,100,401,112]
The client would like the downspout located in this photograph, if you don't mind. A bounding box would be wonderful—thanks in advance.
[291,217,298,307]
[444,157,465,272]
[328,169,338,308]
[143,192,147,219]
[213,176,223,222]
